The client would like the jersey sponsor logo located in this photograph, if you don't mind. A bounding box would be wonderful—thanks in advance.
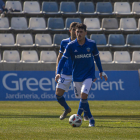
[74,50,78,52]
[86,47,90,52]
[75,54,91,59]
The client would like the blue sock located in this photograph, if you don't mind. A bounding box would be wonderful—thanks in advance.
[56,95,69,110]
[83,111,88,117]
[77,99,92,119]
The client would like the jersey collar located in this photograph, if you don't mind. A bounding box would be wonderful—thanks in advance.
[69,37,72,42]
[75,37,88,47]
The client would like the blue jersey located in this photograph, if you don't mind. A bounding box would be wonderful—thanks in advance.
[59,37,72,75]
[0,0,4,10]
[63,38,99,82]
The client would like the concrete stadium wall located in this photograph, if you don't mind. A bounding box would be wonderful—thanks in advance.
[0,63,139,71]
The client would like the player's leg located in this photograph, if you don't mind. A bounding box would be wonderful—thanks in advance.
[55,74,72,120]
[76,79,95,127]
[73,82,88,121]
[83,77,97,121]
[0,9,3,14]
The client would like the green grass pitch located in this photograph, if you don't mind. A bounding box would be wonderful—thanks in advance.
[0,101,140,140]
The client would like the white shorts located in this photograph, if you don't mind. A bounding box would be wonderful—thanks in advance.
[73,78,93,98]
[56,74,72,92]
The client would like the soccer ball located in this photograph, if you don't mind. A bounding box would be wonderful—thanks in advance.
[69,114,82,127]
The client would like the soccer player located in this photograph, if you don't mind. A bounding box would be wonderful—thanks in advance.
[55,22,88,120]
[55,23,108,127]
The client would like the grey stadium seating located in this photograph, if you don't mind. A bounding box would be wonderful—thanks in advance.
[2,50,20,63]
[84,18,102,31]
[113,51,131,63]
[113,2,132,15]
[21,50,38,63]
[16,34,35,48]
[35,34,52,47]
[131,51,140,63]
[23,1,41,14]
[99,51,112,63]
[40,51,57,63]
[0,34,16,47]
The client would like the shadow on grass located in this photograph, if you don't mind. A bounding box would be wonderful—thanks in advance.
[94,115,140,120]
[96,126,140,129]
[0,114,60,118]
[0,114,139,120]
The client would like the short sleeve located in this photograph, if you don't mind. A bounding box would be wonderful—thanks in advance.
[92,42,99,56]
[59,41,65,54]
[63,44,71,59]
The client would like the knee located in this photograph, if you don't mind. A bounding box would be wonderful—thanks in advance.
[55,88,65,96]
[81,93,88,99]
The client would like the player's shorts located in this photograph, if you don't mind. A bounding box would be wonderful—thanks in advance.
[56,74,72,92]
[73,78,93,98]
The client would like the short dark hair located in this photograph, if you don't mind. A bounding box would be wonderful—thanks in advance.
[76,23,87,31]
[69,22,78,30]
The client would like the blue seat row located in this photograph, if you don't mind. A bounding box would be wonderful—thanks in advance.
[5,1,140,15]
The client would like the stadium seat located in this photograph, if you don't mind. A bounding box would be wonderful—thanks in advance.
[99,51,112,63]
[10,17,28,30]
[53,34,69,47]
[21,50,38,63]
[35,34,52,47]
[59,2,78,15]
[113,2,132,15]
[84,18,101,31]
[0,52,1,62]
[23,1,41,14]
[47,18,65,31]
[0,17,10,30]
[96,2,113,15]
[29,17,47,30]
[0,34,15,47]
[65,18,82,30]
[40,51,57,63]
[16,34,35,47]
[90,34,107,48]
[77,2,95,15]
[113,51,131,63]
[42,2,60,15]
[102,18,119,31]
[5,1,22,14]
[131,51,140,63]
[107,34,126,48]
[2,50,20,63]
[119,18,138,31]
[132,2,140,15]
[126,34,140,48]
[138,19,140,30]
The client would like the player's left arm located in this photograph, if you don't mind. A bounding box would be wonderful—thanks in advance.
[93,43,108,81]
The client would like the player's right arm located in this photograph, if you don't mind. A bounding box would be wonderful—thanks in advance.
[55,41,65,74]
[55,44,71,83]
[56,53,63,74]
